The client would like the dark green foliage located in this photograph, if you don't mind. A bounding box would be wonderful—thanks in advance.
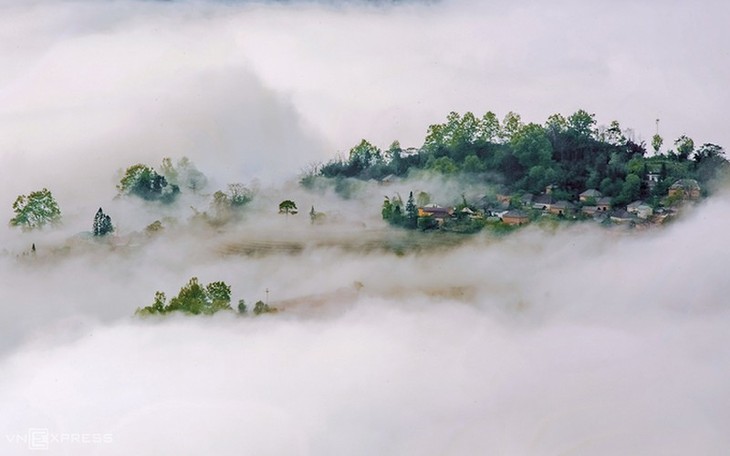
[253,300,276,315]
[9,188,61,231]
[417,216,439,231]
[237,299,247,314]
[136,277,232,316]
[118,164,180,203]
[92,208,114,237]
[309,109,727,205]
[405,192,418,228]
[278,200,298,215]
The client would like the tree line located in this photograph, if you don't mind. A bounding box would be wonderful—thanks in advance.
[307,110,728,206]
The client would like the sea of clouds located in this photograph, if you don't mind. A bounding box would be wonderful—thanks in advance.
[1,0,729,454]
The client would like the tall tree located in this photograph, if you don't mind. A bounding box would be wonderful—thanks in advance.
[405,191,418,229]
[348,139,381,173]
[479,111,500,143]
[9,188,61,231]
[500,111,523,143]
[92,208,114,236]
[567,109,596,138]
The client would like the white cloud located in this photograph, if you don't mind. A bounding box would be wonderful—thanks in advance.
[1,1,729,454]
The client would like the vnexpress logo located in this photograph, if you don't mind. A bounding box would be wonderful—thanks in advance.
[28,428,49,450]
[5,429,113,450]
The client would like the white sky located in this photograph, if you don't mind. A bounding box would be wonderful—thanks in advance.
[1,0,729,197]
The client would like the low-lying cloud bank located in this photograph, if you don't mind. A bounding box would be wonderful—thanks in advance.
[2,0,730,454]
[1,193,729,455]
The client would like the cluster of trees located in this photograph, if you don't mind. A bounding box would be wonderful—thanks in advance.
[135,277,277,317]
[92,208,114,237]
[311,110,728,205]
[381,192,418,229]
[136,277,232,315]
[118,157,208,204]
[8,156,266,236]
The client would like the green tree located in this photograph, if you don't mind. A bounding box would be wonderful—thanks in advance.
[479,111,500,143]
[614,173,641,206]
[405,191,418,229]
[279,200,298,216]
[92,208,114,236]
[118,164,179,203]
[349,139,381,172]
[651,134,663,155]
[567,109,596,138]
[237,299,247,314]
[161,157,207,192]
[605,120,626,146]
[253,300,276,315]
[382,197,394,221]
[510,123,553,169]
[463,154,486,173]
[9,188,61,231]
[500,111,523,143]
[209,183,255,223]
[674,135,695,161]
[428,156,458,174]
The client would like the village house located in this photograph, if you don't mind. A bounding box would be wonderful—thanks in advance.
[549,200,576,216]
[418,204,453,222]
[610,209,637,225]
[501,210,529,226]
[532,194,555,211]
[596,197,612,212]
[668,179,701,200]
[627,200,654,219]
[579,189,602,202]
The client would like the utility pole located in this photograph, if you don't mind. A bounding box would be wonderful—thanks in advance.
[265,288,269,305]
[656,118,660,136]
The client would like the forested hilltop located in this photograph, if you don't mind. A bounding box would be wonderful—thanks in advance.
[305,110,728,208]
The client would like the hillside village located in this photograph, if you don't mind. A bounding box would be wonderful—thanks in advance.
[309,109,727,233]
[395,177,702,232]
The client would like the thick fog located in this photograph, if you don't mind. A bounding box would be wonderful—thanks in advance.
[1,0,730,455]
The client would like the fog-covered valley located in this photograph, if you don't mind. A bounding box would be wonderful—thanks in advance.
[2,0,730,454]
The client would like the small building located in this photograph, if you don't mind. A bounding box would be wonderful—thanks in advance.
[532,194,555,211]
[501,210,529,226]
[668,179,701,200]
[418,204,453,221]
[549,200,576,216]
[627,200,654,219]
[596,197,612,212]
[610,209,637,225]
[581,205,599,216]
[579,189,602,202]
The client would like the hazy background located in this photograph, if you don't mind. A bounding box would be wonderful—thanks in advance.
[1,0,729,454]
